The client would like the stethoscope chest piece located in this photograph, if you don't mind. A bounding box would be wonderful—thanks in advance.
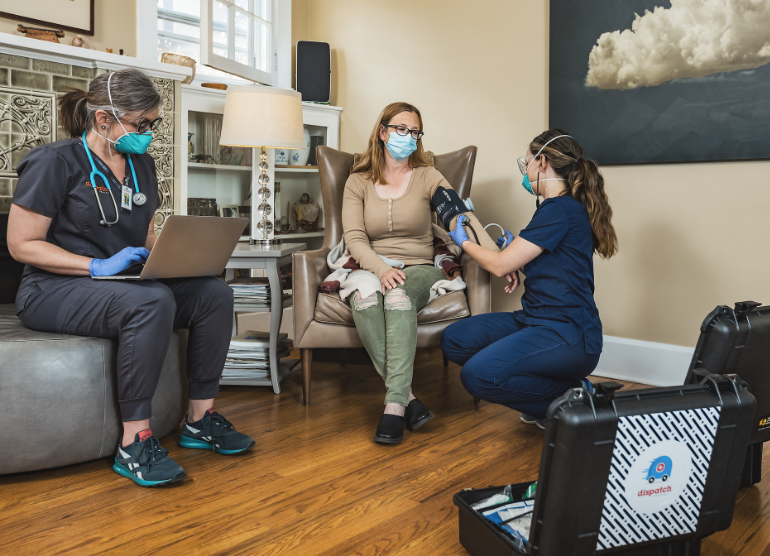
[133,192,147,206]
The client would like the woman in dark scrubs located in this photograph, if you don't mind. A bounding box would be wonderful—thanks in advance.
[441,130,618,428]
[7,68,254,487]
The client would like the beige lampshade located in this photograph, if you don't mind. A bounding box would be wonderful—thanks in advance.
[219,86,304,149]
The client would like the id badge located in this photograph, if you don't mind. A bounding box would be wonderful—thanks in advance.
[121,184,133,215]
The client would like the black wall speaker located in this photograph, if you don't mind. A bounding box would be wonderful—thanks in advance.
[296,41,331,102]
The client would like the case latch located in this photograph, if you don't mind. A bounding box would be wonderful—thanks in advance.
[734,300,761,318]
[593,381,623,404]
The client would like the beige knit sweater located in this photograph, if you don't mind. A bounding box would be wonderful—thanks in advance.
[342,165,452,279]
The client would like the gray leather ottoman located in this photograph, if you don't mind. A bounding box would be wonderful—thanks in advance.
[0,304,189,475]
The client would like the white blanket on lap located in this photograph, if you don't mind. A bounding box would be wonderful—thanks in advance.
[322,237,465,303]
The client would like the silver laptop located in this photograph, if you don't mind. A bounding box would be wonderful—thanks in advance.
[93,215,249,281]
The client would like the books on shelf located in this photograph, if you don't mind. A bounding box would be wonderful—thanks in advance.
[222,330,292,380]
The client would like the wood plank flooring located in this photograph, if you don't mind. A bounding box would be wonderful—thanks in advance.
[0,349,768,555]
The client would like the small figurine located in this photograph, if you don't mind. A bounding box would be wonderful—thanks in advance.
[71,35,95,49]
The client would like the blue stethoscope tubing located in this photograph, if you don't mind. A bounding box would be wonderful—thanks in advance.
[80,130,143,227]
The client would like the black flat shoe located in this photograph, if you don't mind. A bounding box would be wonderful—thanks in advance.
[374,414,405,445]
[405,397,434,431]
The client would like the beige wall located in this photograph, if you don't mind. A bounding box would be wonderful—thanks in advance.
[293,0,770,348]
[0,0,136,56]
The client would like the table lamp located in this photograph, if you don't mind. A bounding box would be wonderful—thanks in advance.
[220,86,304,245]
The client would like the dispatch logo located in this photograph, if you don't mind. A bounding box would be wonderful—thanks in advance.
[86,181,110,194]
[624,439,693,515]
[638,485,672,497]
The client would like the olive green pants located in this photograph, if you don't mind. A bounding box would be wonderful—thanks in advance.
[350,265,445,406]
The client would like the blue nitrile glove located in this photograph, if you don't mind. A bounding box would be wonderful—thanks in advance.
[448,215,470,249]
[89,247,150,277]
[496,229,514,249]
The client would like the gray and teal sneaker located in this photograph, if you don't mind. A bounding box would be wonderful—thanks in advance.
[113,431,186,487]
[520,413,546,430]
[179,409,255,455]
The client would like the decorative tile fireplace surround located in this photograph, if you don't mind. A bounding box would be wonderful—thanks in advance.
[0,35,190,230]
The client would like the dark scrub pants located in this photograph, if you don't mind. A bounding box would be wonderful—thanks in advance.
[441,196,603,419]
[441,313,599,417]
[12,137,233,421]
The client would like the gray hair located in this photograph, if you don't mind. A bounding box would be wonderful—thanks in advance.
[59,68,162,137]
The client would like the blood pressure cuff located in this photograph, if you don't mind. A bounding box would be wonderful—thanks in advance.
[431,186,470,231]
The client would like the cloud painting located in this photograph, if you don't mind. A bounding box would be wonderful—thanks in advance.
[586,0,770,90]
[549,0,770,164]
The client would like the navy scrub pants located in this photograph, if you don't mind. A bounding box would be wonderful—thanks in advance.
[440,312,600,419]
[17,275,233,421]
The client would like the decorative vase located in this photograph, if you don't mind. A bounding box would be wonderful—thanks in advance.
[160,53,196,85]
[289,127,312,166]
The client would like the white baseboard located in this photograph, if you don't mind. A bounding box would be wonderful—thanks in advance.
[591,336,695,387]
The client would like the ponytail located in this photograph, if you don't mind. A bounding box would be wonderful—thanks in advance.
[59,88,89,137]
[568,157,618,258]
[529,129,618,259]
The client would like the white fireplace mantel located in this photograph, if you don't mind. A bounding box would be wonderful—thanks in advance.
[0,33,192,81]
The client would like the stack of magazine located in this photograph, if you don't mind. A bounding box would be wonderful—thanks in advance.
[228,278,271,307]
[223,330,291,380]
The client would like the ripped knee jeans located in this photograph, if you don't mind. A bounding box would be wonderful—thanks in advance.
[349,265,445,406]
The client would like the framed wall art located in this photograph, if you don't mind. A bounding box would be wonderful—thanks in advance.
[0,0,94,36]
[549,0,770,164]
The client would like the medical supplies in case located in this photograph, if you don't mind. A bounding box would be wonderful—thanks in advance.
[454,375,755,556]
[684,301,770,487]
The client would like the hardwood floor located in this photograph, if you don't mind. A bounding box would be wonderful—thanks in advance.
[1,350,768,555]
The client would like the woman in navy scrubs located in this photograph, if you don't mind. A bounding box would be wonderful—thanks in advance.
[7,69,254,487]
[441,130,618,428]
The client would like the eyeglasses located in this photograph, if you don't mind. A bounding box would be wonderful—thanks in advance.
[383,124,424,140]
[517,155,533,175]
[124,116,163,134]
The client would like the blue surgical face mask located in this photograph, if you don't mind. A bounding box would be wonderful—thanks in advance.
[385,132,418,162]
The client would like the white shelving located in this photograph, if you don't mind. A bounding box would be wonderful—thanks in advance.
[188,162,252,172]
[276,167,319,174]
[180,85,341,245]
[276,230,325,239]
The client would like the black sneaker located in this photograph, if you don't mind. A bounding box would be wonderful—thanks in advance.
[405,397,434,431]
[179,409,255,455]
[113,432,186,487]
[374,414,406,445]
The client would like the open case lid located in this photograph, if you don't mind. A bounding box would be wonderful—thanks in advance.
[527,375,755,555]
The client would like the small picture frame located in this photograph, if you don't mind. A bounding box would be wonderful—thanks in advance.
[219,205,239,218]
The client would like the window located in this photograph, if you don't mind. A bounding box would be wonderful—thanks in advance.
[155,0,274,84]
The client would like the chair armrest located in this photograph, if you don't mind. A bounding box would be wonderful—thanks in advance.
[292,247,331,347]
[461,252,491,316]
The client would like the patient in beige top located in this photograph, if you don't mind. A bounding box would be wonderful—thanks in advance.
[342,102,456,446]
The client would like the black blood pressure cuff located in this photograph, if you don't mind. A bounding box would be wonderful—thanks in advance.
[431,187,470,230]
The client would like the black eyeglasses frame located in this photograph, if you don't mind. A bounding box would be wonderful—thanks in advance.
[383,124,424,140]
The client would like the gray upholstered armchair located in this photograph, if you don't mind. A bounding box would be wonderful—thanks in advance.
[291,146,491,405]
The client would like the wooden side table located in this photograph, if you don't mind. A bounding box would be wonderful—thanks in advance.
[222,242,306,393]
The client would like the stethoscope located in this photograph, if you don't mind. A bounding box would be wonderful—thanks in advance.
[80,130,147,227]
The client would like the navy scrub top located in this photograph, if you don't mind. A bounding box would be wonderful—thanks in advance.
[515,195,603,354]
[12,138,158,304]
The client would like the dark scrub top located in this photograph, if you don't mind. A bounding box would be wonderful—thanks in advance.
[12,137,158,312]
[516,195,603,354]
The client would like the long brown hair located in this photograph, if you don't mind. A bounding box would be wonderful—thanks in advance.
[529,129,618,258]
[351,102,433,184]
[59,68,161,137]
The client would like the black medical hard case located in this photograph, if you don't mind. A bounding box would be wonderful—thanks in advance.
[684,301,770,487]
[454,376,755,556]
